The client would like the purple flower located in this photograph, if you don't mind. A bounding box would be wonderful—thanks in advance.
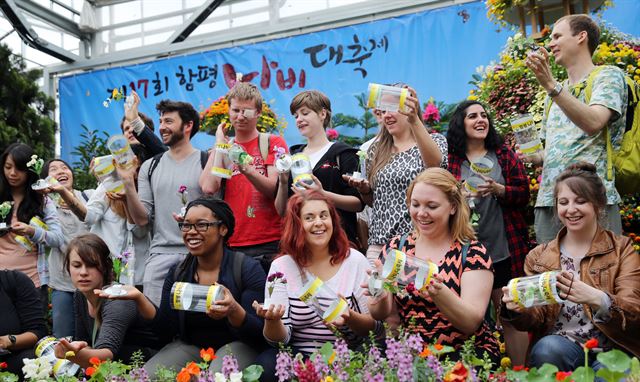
[426,355,444,380]
[221,354,239,378]
[128,367,150,382]
[275,350,293,382]
[385,337,401,369]
[311,353,329,377]
[406,333,424,353]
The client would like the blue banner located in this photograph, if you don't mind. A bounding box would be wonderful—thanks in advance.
[58,0,640,163]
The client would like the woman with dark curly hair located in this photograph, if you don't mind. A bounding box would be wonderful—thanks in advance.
[446,100,531,363]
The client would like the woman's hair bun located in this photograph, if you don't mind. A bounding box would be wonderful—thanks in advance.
[565,161,597,174]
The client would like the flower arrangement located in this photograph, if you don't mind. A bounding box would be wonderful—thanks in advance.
[178,185,188,217]
[0,201,13,221]
[27,154,44,175]
[113,249,133,284]
[422,100,441,127]
[265,272,287,305]
[200,96,287,136]
[485,0,612,29]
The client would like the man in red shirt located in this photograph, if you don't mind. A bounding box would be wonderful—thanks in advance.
[200,83,288,270]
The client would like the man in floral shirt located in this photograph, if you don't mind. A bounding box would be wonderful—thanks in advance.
[523,14,626,243]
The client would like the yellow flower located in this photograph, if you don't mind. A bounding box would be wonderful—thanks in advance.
[500,357,512,369]
[323,377,334,382]
[468,95,478,101]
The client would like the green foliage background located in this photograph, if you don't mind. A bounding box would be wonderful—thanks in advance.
[0,43,56,160]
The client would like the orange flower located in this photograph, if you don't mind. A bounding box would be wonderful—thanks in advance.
[85,366,96,377]
[556,371,572,381]
[419,346,432,358]
[584,338,599,350]
[513,365,528,371]
[444,362,468,382]
[434,344,444,351]
[89,357,102,366]
[186,362,200,375]
[200,347,216,362]
[176,369,192,382]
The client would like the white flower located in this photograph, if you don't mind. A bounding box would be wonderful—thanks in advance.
[103,100,110,108]
[22,357,52,380]
[229,372,243,382]
[214,372,227,382]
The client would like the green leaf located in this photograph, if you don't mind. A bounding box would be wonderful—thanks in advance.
[242,365,263,382]
[596,349,631,373]
[319,341,334,364]
[595,368,627,382]
[571,366,595,382]
[526,364,558,382]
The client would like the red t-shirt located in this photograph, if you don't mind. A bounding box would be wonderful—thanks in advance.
[225,134,288,247]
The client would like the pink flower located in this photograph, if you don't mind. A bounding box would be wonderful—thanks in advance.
[178,185,187,194]
[326,129,339,141]
[422,103,441,124]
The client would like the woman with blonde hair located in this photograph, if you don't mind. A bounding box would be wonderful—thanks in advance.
[344,84,447,260]
[368,168,499,362]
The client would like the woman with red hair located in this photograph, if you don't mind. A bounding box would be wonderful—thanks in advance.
[253,191,379,381]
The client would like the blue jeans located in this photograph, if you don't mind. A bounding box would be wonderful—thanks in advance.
[51,289,75,338]
[529,335,605,372]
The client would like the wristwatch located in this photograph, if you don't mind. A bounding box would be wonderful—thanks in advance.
[8,334,16,347]
[548,82,563,97]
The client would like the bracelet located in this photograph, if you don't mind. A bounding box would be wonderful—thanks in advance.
[130,117,145,134]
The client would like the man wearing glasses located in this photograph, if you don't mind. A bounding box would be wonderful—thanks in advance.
[200,82,288,271]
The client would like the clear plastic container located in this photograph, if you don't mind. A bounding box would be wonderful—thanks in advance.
[510,114,543,155]
[228,144,254,166]
[299,277,348,324]
[507,271,564,308]
[53,359,80,377]
[464,176,485,194]
[35,336,80,377]
[107,135,136,170]
[170,282,224,312]
[470,157,494,176]
[369,249,439,297]
[275,153,293,173]
[93,155,116,182]
[366,83,409,112]
[211,143,233,179]
[290,153,314,188]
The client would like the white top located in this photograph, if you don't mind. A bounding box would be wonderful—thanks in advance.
[306,142,334,168]
[265,248,380,354]
[85,184,150,284]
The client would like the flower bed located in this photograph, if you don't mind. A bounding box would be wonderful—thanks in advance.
[3,335,640,381]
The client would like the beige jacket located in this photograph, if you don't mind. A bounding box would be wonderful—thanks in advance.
[505,227,640,357]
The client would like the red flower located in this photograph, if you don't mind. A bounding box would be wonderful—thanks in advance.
[405,282,416,294]
[584,338,598,350]
[176,369,191,382]
[200,347,216,362]
[513,365,528,371]
[85,366,96,377]
[0,362,7,369]
[444,362,468,382]
[89,357,102,366]
[556,371,572,381]
[326,129,339,141]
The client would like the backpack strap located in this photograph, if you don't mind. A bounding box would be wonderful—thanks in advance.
[258,133,270,162]
[232,250,245,292]
[147,152,165,183]
[81,190,90,202]
[200,150,209,168]
[461,242,470,268]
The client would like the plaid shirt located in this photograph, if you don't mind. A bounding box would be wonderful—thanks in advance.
[448,144,530,277]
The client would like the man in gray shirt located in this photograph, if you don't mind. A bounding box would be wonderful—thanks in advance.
[117,91,203,305]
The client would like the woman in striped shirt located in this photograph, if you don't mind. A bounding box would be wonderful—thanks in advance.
[253,191,380,381]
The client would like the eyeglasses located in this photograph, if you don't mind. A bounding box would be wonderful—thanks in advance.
[229,108,257,118]
[178,221,223,232]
